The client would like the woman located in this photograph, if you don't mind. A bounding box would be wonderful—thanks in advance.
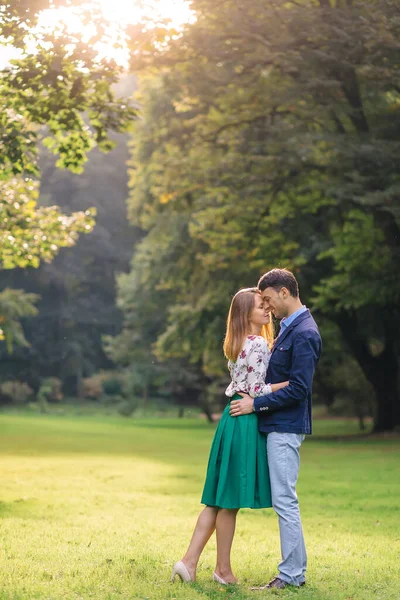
[171,288,289,585]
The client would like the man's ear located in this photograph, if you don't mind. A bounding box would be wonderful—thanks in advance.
[280,286,289,300]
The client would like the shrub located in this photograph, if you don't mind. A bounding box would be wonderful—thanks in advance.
[117,397,138,417]
[102,376,123,396]
[40,377,63,402]
[36,377,63,413]
[82,375,104,400]
[100,394,124,406]
[82,372,125,400]
[0,380,33,405]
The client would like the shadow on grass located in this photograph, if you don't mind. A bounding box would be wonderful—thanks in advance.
[0,498,44,520]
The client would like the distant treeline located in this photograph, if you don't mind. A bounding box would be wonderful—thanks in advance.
[1,2,399,433]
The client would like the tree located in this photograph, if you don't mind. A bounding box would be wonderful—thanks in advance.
[0,288,39,353]
[0,126,139,393]
[0,0,137,353]
[1,0,136,178]
[0,177,95,269]
[103,219,211,418]
[118,0,399,430]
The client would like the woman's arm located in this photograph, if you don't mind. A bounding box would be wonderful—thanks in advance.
[246,340,274,397]
[270,381,289,393]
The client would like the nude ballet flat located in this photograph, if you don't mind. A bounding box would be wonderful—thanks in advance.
[170,560,193,583]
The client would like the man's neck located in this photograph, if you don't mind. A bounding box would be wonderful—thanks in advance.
[285,299,304,318]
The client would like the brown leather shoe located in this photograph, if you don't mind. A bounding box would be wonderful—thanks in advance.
[268,577,287,589]
[251,577,306,591]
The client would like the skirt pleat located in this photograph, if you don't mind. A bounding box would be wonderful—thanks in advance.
[201,394,272,509]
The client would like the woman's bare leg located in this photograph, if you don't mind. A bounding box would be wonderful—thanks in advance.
[181,506,218,580]
[214,508,239,583]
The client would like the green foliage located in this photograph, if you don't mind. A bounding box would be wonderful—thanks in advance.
[115,0,400,429]
[0,2,137,354]
[81,372,137,414]
[0,175,94,353]
[0,288,39,352]
[0,128,138,385]
[36,376,63,413]
[82,371,129,406]
[39,377,63,402]
[101,376,123,397]
[104,245,207,408]
[117,397,138,417]
[0,178,96,270]
[314,210,397,311]
[0,1,136,180]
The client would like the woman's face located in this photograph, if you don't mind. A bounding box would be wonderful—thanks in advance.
[249,294,270,328]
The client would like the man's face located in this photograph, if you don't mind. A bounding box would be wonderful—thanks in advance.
[260,287,288,319]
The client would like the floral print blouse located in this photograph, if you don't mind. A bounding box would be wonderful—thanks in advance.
[225,335,272,398]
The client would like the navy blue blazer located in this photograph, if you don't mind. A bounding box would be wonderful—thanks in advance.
[253,309,322,434]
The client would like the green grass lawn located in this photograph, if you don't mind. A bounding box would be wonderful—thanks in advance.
[0,413,399,600]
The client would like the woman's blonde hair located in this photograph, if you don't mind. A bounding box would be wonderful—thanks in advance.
[223,287,274,362]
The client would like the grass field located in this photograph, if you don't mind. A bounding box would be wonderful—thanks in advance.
[0,413,399,600]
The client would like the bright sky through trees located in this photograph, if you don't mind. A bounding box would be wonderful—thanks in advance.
[0,0,193,68]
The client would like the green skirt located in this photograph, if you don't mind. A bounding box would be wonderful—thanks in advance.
[201,394,272,509]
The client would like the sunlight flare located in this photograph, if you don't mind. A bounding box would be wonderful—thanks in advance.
[0,0,193,68]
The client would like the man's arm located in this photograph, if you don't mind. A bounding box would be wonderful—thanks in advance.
[254,330,321,413]
[230,330,321,417]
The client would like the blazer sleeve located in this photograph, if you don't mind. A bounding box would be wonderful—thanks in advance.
[253,329,321,413]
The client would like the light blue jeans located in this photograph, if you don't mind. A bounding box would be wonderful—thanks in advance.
[266,432,306,586]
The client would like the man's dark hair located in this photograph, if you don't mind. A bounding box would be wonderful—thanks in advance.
[258,268,299,297]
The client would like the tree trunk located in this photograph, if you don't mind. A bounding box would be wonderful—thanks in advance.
[353,352,398,432]
[372,377,398,432]
[201,399,215,423]
[336,66,369,134]
[143,381,149,405]
[336,312,400,432]
[367,347,399,432]
[318,380,336,409]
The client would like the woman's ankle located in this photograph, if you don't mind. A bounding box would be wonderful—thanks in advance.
[215,565,237,581]
[181,558,197,576]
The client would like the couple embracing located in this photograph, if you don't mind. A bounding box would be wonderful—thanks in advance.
[171,268,322,590]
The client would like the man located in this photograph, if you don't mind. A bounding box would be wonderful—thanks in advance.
[230,268,322,589]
